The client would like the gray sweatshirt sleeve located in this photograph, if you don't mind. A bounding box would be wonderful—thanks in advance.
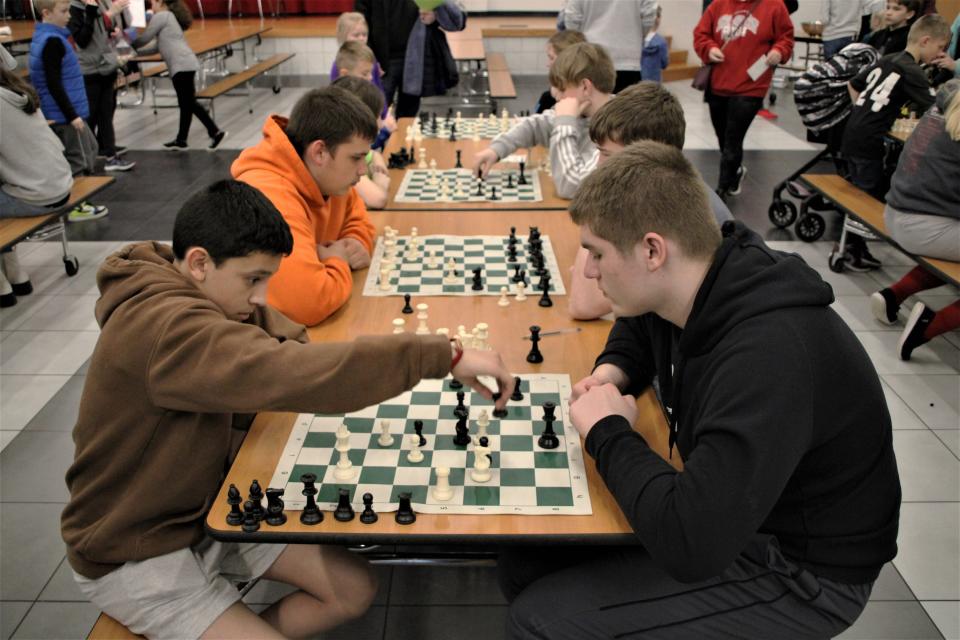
[563,0,584,31]
[488,112,557,161]
[640,0,657,39]
[548,114,598,199]
[131,11,165,52]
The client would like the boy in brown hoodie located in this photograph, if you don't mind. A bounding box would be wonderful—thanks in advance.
[61,180,513,639]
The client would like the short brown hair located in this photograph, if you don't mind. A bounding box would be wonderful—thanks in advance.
[907,13,950,44]
[589,82,685,150]
[36,0,66,14]
[569,141,721,260]
[547,30,586,54]
[332,75,384,120]
[548,42,615,94]
[895,0,923,17]
[286,86,378,157]
[335,41,375,74]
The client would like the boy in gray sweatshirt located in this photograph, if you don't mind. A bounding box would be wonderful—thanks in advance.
[471,42,615,199]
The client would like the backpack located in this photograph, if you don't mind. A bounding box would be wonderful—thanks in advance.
[794,43,881,134]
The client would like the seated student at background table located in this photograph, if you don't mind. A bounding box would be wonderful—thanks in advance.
[566,82,732,320]
[62,179,514,640]
[500,141,901,639]
[332,75,391,210]
[472,42,615,199]
[232,86,377,326]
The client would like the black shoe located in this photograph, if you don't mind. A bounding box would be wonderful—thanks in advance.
[163,140,188,151]
[870,288,899,325]
[843,246,881,272]
[858,245,882,269]
[208,130,227,151]
[728,165,747,196]
[11,280,33,296]
[0,292,15,308]
[899,303,935,361]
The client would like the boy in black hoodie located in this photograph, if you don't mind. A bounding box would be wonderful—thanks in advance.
[499,142,901,639]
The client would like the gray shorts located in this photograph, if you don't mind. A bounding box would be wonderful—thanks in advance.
[73,538,286,639]
[885,203,960,262]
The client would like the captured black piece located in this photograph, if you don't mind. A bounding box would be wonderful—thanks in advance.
[300,473,323,524]
[265,488,287,526]
[526,325,544,363]
[359,492,378,524]
[334,488,355,522]
[395,492,416,525]
[226,484,244,526]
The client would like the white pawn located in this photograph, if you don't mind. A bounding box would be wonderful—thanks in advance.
[378,419,394,447]
[418,147,427,169]
[392,318,405,334]
[432,466,454,501]
[407,433,424,463]
[435,327,449,337]
[443,259,459,284]
[515,281,527,301]
[474,323,489,351]
[498,286,510,306]
[471,440,492,483]
[379,267,392,291]
[457,325,472,349]
[415,303,430,335]
[333,424,356,480]
[476,409,490,441]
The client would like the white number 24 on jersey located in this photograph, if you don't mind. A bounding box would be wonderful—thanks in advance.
[856,68,901,113]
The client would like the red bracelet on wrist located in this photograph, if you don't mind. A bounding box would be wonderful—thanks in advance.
[450,337,464,369]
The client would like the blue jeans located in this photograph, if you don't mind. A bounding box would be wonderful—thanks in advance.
[823,36,854,59]
[0,189,62,219]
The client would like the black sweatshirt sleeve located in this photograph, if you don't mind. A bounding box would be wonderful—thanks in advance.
[594,316,657,397]
[586,323,814,583]
[41,38,78,122]
[69,3,99,49]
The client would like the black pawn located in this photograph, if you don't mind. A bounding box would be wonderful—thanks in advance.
[538,284,553,308]
[265,488,287,526]
[449,377,463,390]
[538,402,559,449]
[402,294,414,314]
[491,391,508,419]
[507,174,514,189]
[526,325,543,364]
[449,123,457,142]
[490,186,499,201]
[453,413,471,446]
[455,149,463,169]
[471,267,484,291]
[242,500,260,532]
[512,264,523,283]
[248,480,264,520]
[334,488,355,522]
[414,419,426,446]
[299,473,323,525]
[519,269,528,286]
[359,492,378,524]
[518,161,527,185]
[476,180,484,197]
[507,245,518,263]
[409,146,416,164]
[226,484,243,526]
[395,492,416,525]
[510,376,524,401]
[454,390,467,417]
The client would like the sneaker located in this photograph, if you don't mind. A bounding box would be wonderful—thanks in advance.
[208,130,227,151]
[68,202,109,222]
[858,245,882,269]
[163,140,188,151]
[843,246,882,272]
[105,156,136,171]
[757,108,778,120]
[899,302,935,361]
[728,165,747,196]
[870,288,900,325]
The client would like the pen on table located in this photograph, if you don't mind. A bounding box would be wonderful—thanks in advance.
[522,328,582,340]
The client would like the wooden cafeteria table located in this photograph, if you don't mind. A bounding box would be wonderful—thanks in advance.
[384,118,570,211]
[206,209,678,546]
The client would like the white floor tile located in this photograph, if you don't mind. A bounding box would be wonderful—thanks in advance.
[10,296,100,332]
[0,294,55,332]
[834,296,901,333]
[933,430,960,459]
[883,381,927,430]
[0,332,99,375]
[0,430,18,453]
[871,563,917,601]
[882,375,960,430]
[895,503,960,601]
[0,375,72,431]
[893,430,960,502]
[921,601,959,640]
[856,333,960,376]
[10,601,100,640]
[12,265,75,297]
[837,601,944,639]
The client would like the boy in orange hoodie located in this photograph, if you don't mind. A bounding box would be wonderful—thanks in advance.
[232,86,377,326]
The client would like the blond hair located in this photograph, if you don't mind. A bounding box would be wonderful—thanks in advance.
[547,30,586,54]
[907,14,950,44]
[548,42,616,93]
[336,11,367,45]
[335,41,375,74]
[569,141,721,260]
[589,82,685,150]
[943,82,960,142]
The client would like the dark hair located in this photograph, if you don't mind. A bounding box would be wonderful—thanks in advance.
[172,180,293,264]
[331,75,384,120]
[589,82,685,150]
[0,68,40,114]
[286,86,378,157]
[164,0,193,31]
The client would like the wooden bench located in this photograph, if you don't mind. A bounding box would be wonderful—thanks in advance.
[87,613,142,640]
[486,52,516,100]
[800,174,960,286]
[197,52,294,119]
[0,175,115,276]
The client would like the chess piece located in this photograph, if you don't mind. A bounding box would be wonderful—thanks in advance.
[226,484,244,526]
[538,402,559,449]
[512,264,524,283]
[415,303,430,335]
[429,158,438,175]
[515,281,527,301]
[490,186,499,201]
[454,389,467,417]
[242,500,260,532]
[378,419,395,447]
[448,376,463,390]
[526,325,544,363]
[334,488,355,522]
[538,277,553,308]
[507,173,514,189]
[395,492,416,524]
[510,376,524,401]
[453,413,471,446]
[401,293,414,314]
[248,480,264,520]
[333,424,356,481]
[407,434,425,463]
[265,488,287,526]
[471,436,492,483]
[359,492,378,524]
[455,149,463,168]
[475,180,484,197]
[474,323,489,351]
[379,267,392,292]
[432,466,454,501]
[476,409,490,441]
[449,123,457,142]
[418,147,427,169]
[443,259,459,285]
[471,267,484,291]
[414,419,426,447]
[518,161,527,185]
[498,286,510,306]
[299,473,323,525]
[507,244,518,263]
[392,318,406,334]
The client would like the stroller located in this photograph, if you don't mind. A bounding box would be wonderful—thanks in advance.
[768,44,881,244]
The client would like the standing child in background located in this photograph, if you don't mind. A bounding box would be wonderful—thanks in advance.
[535,29,586,113]
[865,0,922,54]
[334,40,393,149]
[820,0,865,58]
[28,0,109,222]
[331,75,392,209]
[640,4,669,84]
[331,12,385,102]
[131,0,226,151]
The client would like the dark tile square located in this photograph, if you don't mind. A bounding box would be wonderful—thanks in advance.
[25,374,87,432]
[384,605,508,640]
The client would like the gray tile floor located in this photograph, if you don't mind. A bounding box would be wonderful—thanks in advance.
[0,76,957,639]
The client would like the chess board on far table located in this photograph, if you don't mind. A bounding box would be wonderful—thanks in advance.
[419,116,519,139]
[395,168,542,204]
[268,374,591,515]
[362,233,567,297]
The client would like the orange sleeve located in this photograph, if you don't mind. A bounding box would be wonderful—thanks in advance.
[339,188,376,252]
